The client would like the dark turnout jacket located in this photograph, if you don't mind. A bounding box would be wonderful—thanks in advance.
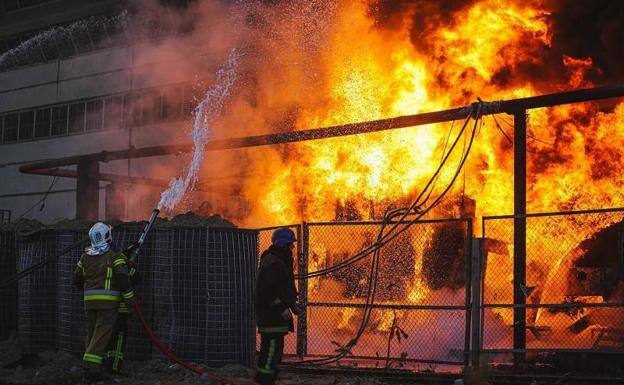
[74,249,135,310]
[256,245,298,334]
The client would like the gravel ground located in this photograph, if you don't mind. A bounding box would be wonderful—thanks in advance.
[0,333,429,385]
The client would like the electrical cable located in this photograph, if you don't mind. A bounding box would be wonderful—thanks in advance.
[492,115,513,144]
[295,104,478,280]
[0,236,88,290]
[497,114,554,146]
[289,102,483,365]
[12,176,58,223]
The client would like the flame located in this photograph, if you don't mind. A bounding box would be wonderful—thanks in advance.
[185,0,624,353]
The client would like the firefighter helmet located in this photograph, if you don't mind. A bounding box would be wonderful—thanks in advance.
[86,222,112,255]
[271,227,296,247]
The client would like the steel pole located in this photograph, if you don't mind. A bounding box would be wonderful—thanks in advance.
[76,161,99,220]
[513,111,527,364]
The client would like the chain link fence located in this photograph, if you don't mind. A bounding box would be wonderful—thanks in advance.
[297,219,472,369]
[481,208,624,357]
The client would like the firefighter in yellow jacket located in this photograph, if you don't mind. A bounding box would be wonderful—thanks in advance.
[74,222,135,380]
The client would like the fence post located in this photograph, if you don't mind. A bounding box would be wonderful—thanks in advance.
[463,219,473,369]
[470,237,483,368]
[513,111,527,364]
[296,223,308,359]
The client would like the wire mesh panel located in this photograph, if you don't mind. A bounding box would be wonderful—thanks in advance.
[482,208,624,355]
[56,229,85,355]
[17,230,59,354]
[0,210,11,224]
[257,225,301,356]
[0,231,17,340]
[302,219,472,367]
[157,227,257,367]
[13,224,256,368]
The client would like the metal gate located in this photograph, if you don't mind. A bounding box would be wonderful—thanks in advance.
[259,218,473,370]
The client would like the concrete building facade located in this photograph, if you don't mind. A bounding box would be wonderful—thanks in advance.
[0,0,200,223]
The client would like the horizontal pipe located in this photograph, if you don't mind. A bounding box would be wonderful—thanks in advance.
[27,168,172,188]
[19,84,624,174]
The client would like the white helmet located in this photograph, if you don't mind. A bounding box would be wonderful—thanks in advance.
[86,222,112,255]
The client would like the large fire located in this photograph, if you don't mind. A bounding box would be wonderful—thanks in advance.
[154,0,624,362]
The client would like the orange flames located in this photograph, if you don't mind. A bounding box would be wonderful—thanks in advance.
[183,0,624,357]
[215,0,620,228]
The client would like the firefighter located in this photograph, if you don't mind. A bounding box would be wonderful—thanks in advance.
[74,222,135,381]
[104,242,139,374]
[255,227,302,385]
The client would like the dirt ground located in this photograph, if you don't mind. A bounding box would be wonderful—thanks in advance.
[0,333,427,385]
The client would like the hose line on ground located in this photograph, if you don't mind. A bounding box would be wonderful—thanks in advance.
[132,300,236,385]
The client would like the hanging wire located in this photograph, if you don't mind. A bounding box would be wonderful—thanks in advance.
[289,101,484,365]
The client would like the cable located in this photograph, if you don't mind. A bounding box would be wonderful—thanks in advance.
[12,176,58,222]
[132,300,236,384]
[289,102,483,365]
[295,107,476,280]
[0,236,89,290]
[492,115,513,144]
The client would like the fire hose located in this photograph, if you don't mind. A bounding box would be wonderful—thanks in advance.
[131,299,236,385]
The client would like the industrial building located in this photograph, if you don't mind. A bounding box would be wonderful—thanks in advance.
[0,0,198,222]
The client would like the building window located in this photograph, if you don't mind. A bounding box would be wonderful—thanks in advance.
[51,105,68,136]
[1,81,193,145]
[142,90,162,125]
[18,111,34,141]
[2,114,19,143]
[162,86,183,120]
[124,92,142,127]
[68,103,85,133]
[35,108,51,138]
[103,96,123,130]
[86,100,103,131]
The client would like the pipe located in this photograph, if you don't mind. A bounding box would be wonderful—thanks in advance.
[18,84,624,175]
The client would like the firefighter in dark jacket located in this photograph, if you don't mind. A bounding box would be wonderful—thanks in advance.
[255,227,301,385]
[74,222,135,381]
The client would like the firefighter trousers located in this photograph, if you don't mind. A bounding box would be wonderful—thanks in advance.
[83,308,118,369]
[255,333,285,385]
[105,312,129,373]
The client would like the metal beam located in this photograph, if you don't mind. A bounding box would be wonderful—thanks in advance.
[19,84,624,174]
